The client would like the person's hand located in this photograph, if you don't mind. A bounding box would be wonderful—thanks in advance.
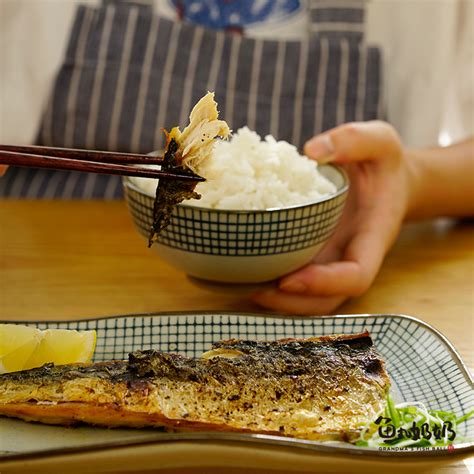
[0,165,8,176]
[252,121,412,315]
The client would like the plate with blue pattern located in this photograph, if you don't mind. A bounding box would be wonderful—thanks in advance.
[0,312,473,466]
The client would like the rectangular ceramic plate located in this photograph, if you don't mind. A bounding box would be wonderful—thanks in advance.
[1,313,473,462]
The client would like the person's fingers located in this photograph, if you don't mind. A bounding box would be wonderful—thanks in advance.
[303,133,335,162]
[251,288,346,316]
[0,165,8,176]
[279,261,367,297]
[279,207,396,298]
[304,121,402,164]
[310,174,359,264]
[309,237,344,265]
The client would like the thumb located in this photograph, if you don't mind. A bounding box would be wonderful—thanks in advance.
[304,121,402,164]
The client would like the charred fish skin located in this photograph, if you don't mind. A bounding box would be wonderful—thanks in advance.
[148,138,200,246]
[0,361,128,384]
[0,333,390,440]
[129,332,388,385]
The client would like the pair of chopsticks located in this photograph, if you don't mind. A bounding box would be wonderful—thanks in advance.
[0,145,205,182]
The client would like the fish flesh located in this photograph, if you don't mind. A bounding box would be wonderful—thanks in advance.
[0,332,389,441]
[148,92,230,245]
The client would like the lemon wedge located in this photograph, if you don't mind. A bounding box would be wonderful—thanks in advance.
[0,325,41,373]
[0,324,96,373]
[0,324,41,357]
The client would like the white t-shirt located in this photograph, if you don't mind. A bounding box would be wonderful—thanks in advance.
[1,0,472,148]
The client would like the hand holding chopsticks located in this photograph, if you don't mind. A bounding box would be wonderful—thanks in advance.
[0,145,205,182]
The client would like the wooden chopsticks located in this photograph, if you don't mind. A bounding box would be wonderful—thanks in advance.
[0,145,205,182]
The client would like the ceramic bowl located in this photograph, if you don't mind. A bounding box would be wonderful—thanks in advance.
[122,164,348,283]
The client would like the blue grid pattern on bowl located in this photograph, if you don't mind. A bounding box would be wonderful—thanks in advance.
[26,312,474,441]
[123,180,347,256]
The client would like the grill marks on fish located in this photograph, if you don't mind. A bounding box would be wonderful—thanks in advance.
[0,332,390,441]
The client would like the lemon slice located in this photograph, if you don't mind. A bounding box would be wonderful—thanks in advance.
[0,324,96,373]
[0,324,41,356]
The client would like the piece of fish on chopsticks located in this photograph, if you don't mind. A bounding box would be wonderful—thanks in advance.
[0,332,390,441]
[148,92,230,246]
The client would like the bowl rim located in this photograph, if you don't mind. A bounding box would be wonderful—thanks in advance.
[122,163,349,214]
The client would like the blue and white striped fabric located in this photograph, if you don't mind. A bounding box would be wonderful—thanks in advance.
[1,0,382,199]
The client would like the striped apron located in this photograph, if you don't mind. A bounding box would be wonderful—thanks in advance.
[1,0,382,199]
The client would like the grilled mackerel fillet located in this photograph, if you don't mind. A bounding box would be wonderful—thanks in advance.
[0,332,389,441]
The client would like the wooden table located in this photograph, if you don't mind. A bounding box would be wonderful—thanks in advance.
[1,200,473,473]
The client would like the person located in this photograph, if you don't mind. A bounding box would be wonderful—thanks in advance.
[1,0,473,315]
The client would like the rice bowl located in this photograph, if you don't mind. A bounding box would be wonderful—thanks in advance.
[123,138,348,283]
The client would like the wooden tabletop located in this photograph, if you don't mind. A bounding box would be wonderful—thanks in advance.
[0,200,473,473]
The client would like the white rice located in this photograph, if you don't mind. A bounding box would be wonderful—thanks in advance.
[132,127,337,210]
